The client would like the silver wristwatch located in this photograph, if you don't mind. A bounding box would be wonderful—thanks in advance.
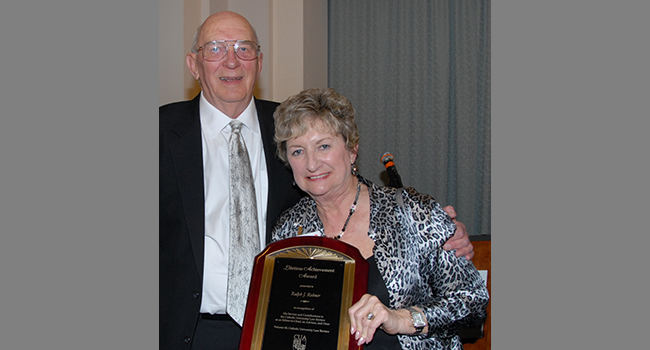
[407,307,426,335]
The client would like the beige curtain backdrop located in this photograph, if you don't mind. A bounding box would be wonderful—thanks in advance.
[328,0,490,235]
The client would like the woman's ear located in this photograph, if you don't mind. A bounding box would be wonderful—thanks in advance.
[349,144,359,164]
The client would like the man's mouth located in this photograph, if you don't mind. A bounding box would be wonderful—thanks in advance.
[220,77,243,82]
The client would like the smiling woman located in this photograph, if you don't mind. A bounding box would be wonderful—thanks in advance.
[274,88,359,164]
[273,88,361,229]
[271,88,489,350]
[285,123,358,203]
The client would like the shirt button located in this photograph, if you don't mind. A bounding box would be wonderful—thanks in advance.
[184,337,191,344]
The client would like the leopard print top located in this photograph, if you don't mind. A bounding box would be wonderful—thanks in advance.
[271,176,489,349]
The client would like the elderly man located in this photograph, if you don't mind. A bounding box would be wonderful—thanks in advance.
[159,11,474,350]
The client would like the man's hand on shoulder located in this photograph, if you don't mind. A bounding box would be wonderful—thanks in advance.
[442,205,474,261]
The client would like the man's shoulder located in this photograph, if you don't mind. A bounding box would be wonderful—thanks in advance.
[159,96,200,129]
[160,97,198,115]
[254,98,280,115]
[254,98,280,107]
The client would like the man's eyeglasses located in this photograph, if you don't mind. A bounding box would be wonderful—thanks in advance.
[195,40,261,61]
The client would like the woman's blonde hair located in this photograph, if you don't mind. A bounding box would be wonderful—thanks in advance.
[273,88,360,167]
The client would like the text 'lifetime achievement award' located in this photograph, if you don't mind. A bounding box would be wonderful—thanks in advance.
[239,236,368,350]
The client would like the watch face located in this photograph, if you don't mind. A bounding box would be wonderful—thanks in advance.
[412,311,426,327]
[409,307,426,328]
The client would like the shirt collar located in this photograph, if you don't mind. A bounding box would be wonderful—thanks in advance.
[199,93,259,137]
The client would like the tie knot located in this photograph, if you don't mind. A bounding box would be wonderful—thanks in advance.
[230,120,243,134]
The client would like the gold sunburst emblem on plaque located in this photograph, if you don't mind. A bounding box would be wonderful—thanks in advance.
[269,246,353,262]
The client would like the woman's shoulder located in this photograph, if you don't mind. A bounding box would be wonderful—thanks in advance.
[376,183,455,242]
[366,182,435,213]
[400,187,437,210]
[361,176,398,202]
[271,196,318,240]
[275,196,313,222]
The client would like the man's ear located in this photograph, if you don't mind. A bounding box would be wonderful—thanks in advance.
[186,53,199,80]
[257,52,264,74]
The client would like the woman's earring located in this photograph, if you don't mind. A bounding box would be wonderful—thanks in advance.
[292,180,296,187]
[351,163,358,176]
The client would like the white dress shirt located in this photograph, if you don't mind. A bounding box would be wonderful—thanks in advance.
[198,94,269,314]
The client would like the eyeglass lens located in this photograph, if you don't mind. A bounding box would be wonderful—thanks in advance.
[202,41,259,61]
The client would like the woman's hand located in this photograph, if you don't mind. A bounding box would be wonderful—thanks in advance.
[348,294,418,345]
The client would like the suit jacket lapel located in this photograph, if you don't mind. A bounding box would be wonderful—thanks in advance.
[169,95,205,275]
[255,98,286,243]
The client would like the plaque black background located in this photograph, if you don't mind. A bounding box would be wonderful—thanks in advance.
[261,258,346,350]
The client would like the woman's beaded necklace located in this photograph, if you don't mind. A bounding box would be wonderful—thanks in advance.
[333,180,361,240]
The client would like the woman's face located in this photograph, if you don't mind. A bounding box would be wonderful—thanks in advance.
[286,120,358,202]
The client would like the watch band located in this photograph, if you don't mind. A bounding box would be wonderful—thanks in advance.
[407,306,426,335]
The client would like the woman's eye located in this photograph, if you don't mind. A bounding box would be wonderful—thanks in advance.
[291,149,303,156]
[319,144,330,150]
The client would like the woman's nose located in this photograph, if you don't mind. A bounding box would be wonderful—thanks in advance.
[306,153,320,172]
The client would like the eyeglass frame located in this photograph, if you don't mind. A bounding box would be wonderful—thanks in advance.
[194,40,261,61]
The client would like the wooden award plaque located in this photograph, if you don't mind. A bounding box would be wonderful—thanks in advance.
[239,236,368,350]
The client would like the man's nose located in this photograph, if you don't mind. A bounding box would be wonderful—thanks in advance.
[222,46,240,68]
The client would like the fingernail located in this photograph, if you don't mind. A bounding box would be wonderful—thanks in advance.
[443,244,450,250]
[357,337,364,346]
[355,331,360,340]
[350,326,355,335]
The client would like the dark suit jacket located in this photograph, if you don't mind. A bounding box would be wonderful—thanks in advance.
[159,95,303,349]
